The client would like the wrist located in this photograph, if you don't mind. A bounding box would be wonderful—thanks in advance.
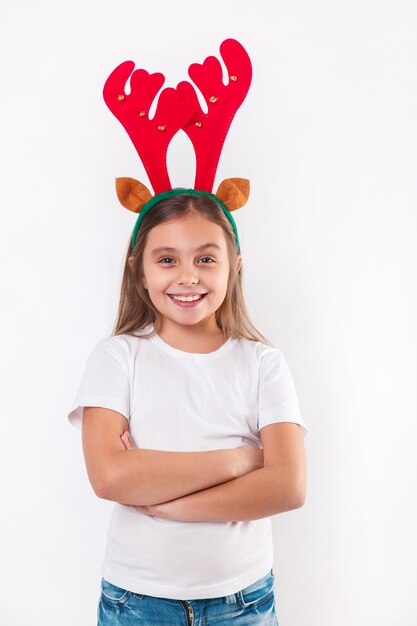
[229,447,244,478]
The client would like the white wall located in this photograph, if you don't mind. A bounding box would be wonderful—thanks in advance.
[1,1,416,624]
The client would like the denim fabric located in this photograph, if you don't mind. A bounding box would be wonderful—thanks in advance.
[97,568,279,625]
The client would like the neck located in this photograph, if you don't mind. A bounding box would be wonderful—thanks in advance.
[154,318,227,353]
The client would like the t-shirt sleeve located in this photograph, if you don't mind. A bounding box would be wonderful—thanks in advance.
[67,338,130,431]
[258,348,308,438]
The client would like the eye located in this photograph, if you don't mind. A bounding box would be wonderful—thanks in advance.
[158,256,215,265]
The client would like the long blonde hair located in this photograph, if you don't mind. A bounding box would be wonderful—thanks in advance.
[111,193,272,346]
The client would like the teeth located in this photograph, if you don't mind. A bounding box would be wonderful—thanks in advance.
[170,294,204,302]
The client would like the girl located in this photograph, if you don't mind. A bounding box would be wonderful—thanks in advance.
[67,192,308,625]
[68,38,308,625]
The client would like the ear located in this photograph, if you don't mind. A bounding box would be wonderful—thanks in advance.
[115,177,153,213]
[215,178,250,212]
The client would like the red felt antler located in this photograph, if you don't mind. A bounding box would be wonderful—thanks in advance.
[177,39,252,192]
[103,61,194,194]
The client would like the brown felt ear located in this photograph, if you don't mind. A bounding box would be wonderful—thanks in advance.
[215,178,250,212]
[115,177,153,213]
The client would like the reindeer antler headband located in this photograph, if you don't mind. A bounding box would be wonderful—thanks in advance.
[102,38,252,250]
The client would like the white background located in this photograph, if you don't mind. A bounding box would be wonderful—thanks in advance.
[1,1,416,624]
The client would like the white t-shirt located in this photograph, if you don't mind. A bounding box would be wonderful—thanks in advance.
[67,323,308,600]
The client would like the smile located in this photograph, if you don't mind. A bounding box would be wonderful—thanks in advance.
[167,293,208,307]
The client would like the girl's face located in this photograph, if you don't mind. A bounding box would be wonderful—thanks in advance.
[140,213,239,334]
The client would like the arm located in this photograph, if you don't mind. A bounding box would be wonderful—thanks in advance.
[149,422,307,522]
[82,407,262,506]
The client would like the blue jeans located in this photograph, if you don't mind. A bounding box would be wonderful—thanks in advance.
[97,568,279,625]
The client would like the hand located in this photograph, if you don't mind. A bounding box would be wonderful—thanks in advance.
[235,444,264,476]
[127,500,175,519]
[119,431,149,513]
[119,431,173,518]
[120,430,136,451]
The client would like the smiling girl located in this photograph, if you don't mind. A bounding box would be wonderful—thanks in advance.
[67,38,309,626]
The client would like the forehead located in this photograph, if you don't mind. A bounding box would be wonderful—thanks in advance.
[145,215,227,255]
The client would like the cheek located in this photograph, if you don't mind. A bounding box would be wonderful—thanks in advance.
[146,269,169,291]
[212,270,230,298]
[219,266,231,286]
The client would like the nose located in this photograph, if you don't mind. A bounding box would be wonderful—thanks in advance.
[176,261,199,286]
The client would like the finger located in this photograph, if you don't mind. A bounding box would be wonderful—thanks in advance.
[121,432,134,450]
[125,432,137,448]
[133,505,151,515]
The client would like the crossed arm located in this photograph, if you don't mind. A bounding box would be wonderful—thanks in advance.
[82,406,306,523]
[118,423,307,523]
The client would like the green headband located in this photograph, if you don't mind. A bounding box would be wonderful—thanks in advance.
[131,188,240,250]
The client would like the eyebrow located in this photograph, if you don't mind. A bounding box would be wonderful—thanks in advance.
[150,243,222,257]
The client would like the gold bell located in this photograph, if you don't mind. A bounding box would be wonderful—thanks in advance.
[117,94,125,101]
[229,75,238,81]
[209,96,218,103]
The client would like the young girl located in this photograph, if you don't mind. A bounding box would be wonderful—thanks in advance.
[67,191,308,625]
[67,39,308,626]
